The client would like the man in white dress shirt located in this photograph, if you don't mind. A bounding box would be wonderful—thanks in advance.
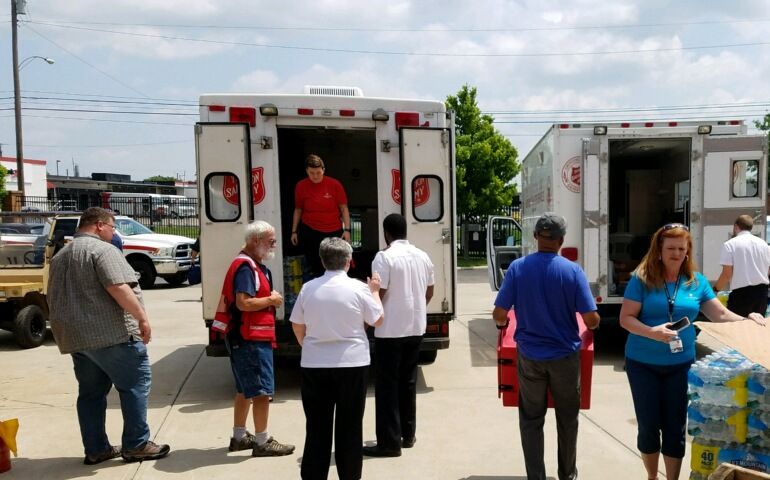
[715,214,770,316]
[363,213,434,458]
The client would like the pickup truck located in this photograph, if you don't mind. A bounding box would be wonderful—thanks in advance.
[49,215,196,289]
[0,214,196,347]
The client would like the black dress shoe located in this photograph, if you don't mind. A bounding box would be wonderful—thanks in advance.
[401,437,416,448]
[362,445,401,457]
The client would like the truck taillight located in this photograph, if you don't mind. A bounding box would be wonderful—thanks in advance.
[441,322,448,336]
[561,247,578,262]
[644,122,654,127]
[621,122,630,128]
[298,108,313,115]
[395,112,419,129]
[339,109,355,117]
[208,105,226,112]
[668,121,678,127]
[559,124,569,129]
[229,106,256,127]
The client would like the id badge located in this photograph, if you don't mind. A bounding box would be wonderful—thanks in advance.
[669,336,683,353]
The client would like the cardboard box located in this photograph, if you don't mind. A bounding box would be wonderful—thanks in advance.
[709,463,770,479]
[496,311,594,409]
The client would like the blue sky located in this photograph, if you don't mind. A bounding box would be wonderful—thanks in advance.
[2,0,769,182]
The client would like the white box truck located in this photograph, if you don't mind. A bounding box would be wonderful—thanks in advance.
[195,86,456,361]
[488,120,768,320]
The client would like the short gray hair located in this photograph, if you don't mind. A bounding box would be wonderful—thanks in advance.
[319,237,352,270]
[245,220,274,242]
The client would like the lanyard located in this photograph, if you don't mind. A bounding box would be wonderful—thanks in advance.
[663,277,680,322]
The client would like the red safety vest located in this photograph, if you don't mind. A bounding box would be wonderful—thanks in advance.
[212,253,276,344]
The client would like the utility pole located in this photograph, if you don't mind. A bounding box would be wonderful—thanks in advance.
[12,0,26,196]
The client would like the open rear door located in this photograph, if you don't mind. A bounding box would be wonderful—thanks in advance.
[701,135,767,281]
[195,123,253,325]
[400,127,455,316]
[582,138,605,298]
[486,216,522,291]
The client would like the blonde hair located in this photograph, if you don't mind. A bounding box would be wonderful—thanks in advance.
[634,225,697,289]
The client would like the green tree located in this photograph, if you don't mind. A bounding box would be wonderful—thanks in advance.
[143,175,177,183]
[756,114,770,184]
[446,85,519,215]
[0,164,7,204]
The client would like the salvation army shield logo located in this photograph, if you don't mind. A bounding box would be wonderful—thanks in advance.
[251,167,265,205]
[391,169,402,205]
[223,174,240,206]
[391,169,431,206]
[413,177,430,206]
[561,156,581,193]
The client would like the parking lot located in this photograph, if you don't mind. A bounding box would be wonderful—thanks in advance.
[1,267,724,479]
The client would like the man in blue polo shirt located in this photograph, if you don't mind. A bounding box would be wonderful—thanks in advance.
[492,212,600,480]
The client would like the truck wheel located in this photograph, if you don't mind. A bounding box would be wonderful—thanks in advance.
[164,272,188,287]
[128,258,156,290]
[14,304,47,349]
[418,350,438,365]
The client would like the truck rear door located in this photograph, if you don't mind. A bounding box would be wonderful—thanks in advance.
[195,123,253,334]
[582,137,606,298]
[700,135,767,281]
[486,216,522,291]
[399,127,455,316]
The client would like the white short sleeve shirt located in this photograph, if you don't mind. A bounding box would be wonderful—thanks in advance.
[371,239,435,338]
[719,230,770,290]
[289,270,383,368]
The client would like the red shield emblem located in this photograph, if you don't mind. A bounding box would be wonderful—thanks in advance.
[391,169,402,205]
[222,175,239,206]
[413,177,430,206]
[251,167,265,205]
[571,165,581,186]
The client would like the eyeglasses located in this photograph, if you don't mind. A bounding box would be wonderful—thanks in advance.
[663,223,689,232]
[100,222,116,230]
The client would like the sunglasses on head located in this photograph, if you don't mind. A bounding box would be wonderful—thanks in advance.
[662,223,689,232]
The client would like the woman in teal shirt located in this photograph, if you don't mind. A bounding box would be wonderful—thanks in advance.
[619,223,766,480]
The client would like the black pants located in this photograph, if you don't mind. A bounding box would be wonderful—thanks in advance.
[298,222,342,279]
[625,358,691,458]
[517,351,580,480]
[374,336,422,450]
[301,366,368,480]
[728,283,769,317]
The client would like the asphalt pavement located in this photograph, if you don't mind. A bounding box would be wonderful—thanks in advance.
[0,267,724,479]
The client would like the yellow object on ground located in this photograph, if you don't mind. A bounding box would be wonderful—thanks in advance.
[0,418,19,456]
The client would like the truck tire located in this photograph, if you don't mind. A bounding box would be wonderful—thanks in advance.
[14,304,47,349]
[418,350,438,365]
[164,272,188,287]
[128,258,156,290]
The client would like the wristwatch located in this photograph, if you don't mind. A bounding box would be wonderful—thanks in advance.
[343,228,351,232]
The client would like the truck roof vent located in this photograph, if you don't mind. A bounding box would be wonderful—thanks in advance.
[303,85,364,97]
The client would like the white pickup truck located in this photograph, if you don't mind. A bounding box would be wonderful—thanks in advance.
[45,215,196,289]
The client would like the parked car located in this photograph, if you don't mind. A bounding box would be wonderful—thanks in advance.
[0,223,45,235]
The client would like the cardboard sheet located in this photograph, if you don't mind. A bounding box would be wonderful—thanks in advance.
[695,321,770,370]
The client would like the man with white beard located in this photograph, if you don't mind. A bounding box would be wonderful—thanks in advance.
[212,220,295,457]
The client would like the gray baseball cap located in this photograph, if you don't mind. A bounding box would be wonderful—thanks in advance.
[535,212,567,239]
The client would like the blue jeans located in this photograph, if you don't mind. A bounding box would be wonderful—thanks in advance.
[71,340,151,455]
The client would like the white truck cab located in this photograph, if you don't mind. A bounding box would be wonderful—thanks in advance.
[195,86,457,360]
[50,215,195,288]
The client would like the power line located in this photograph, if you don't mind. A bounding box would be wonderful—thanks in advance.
[25,17,770,33]
[27,140,189,148]
[0,106,197,116]
[0,113,192,126]
[0,90,198,104]
[24,24,151,98]
[28,21,770,58]
[484,101,770,116]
